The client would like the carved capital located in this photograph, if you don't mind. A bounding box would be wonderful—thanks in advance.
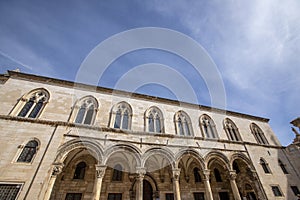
[95,165,107,178]
[202,169,210,181]
[51,163,64,177]
[229,171,237,180]
[172,168,181,181]
[136,167,146,181]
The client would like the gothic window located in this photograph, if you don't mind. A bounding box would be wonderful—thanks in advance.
[271,186,283,197]
[17,140,39,163]
[259,158,271,174]
[224,118,241,141]
[65,193,82,200]
[193,168,202,182]
[145,106,164,133]
[200,114,218,138]
[0,184,22,200]
[112,164,123,181]
[214,168,222,182]
[278,159,289,174]
[73,162,86,179]
[250,123,268,144]
[110,102,132,130]
[174,111,193,136]
[71,96,98,125]
[13,89,49,118]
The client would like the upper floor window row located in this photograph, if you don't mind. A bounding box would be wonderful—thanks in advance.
[12,90,268,143]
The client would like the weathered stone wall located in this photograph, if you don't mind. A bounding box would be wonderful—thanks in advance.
[0,72,299,200]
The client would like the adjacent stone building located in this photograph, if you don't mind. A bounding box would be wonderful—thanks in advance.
[0,71,299,200]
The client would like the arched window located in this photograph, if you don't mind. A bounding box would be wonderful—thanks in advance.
[259,158,271,174]
[200,114,218,138]
[250,123,268,145]
[71,96,98,125]
[233,160,240,174]
[174,111,193,136]
[73,162,86,179]
[145,106,164,133]
[110,102,132,130]
[224,118,241,141]
[112,164,123,181]
[193,168,202,183]
[17,140,39,163]
[13,89,49,118]
[214,168,222,182]
[278,159,288,174]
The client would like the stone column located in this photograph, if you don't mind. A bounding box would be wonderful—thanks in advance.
[43,163,64,200]
[202,170,213,200]
[136,167,146,200]
[229,171,242,200]
[93,165,107,200]
[172,168,181,200]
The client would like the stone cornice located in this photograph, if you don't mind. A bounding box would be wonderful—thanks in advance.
[4,70,269,122]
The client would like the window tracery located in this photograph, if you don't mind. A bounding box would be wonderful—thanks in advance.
[200,114,218,138]
[174,111,193,136]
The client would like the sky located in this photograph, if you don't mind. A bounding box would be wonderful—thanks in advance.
[0,0,299,145]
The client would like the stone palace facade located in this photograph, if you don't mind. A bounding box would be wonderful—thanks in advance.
[0,71,299,200]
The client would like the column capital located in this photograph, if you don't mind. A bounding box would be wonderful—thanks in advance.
[172,168,181,181]
[95,165,107,178]
[136,167,146,175]
[136,167,146,180]
[202,169,211,181]
[229,170,237,180]
[51,163,64,177]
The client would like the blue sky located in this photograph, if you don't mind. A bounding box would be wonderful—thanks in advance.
[0,0,299,145]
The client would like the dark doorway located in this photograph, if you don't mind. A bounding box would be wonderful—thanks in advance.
[143,180,153,200]
[219,192,230,200]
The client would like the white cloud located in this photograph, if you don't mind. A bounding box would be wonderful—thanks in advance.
[147,0,300,145]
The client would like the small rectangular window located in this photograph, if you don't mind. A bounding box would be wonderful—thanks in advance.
[271,186,283,197]
[165,193,174,200]
[0,184,22,200]
[291,186,300,196]
[107,193,122,200]
[65,193,82,200]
